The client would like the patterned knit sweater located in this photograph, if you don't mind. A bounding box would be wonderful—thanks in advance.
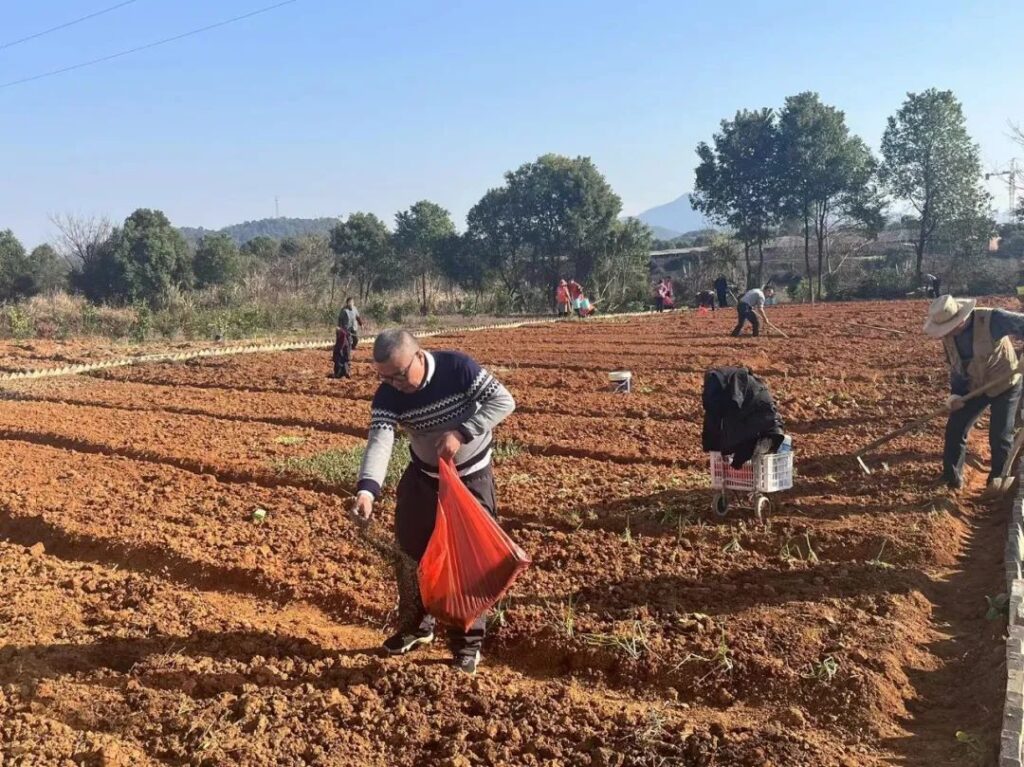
[356,350,516,498]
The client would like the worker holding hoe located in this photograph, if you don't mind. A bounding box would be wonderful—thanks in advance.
[350,329,516,674]
[924,295,1024,493]
[731,285,774,337]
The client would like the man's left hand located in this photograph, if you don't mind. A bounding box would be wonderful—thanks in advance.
[436,430,465,460]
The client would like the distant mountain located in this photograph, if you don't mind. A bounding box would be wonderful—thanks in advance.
[645,224,684,240]
[634,194,707,235]
[180,217,340,246]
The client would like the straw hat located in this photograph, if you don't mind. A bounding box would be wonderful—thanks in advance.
[923,294,976,338]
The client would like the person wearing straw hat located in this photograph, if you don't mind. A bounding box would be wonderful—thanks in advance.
[924,295,1024,492]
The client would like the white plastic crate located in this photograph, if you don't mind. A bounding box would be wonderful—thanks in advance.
[710,450,794,493]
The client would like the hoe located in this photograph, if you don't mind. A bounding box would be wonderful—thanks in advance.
[854,367,1022,475]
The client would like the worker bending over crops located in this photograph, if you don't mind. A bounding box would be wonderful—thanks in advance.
[731,286,770,337]
[351,329,516,674]
[924,295,1024,492]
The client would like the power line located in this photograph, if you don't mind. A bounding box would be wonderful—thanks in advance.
[0,0,299,91]
[1,1,141,51]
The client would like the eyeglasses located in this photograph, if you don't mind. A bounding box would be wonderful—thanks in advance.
[377,352,420,384]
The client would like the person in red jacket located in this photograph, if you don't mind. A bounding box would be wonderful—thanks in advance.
[567,280,583,302]
[555,280,571,317]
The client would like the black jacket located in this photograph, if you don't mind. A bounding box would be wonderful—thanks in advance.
[702,367,785,468]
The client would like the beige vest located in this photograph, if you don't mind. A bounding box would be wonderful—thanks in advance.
[943,309,1020,395]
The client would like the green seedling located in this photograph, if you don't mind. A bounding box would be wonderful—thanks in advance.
[581,621,650,661]
[488,598,511,629]
[955,730,983,755]
[868,540,894,569]
[985,593,1010,621]
[722,536,744,554]
[623,515,635,546]
[803,655,839,683]
[804,533,819,564]
[551,595,576,639]
[273,435,306,446]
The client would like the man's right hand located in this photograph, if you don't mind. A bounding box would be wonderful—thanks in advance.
[351,492,374,522]
[947,395,965,412]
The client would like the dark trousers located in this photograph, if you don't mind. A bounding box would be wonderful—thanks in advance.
[731,304,759,337]
[943,382,1022,487]
[394,463,497,655]
[716,289,728,308]
[655,297,665,312]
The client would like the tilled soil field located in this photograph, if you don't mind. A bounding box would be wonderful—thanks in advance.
[0,301,1015,766]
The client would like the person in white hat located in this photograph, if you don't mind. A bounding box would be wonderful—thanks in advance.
[924,294,1024,491]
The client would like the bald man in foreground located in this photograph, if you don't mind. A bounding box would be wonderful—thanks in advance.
[351,329,516,674]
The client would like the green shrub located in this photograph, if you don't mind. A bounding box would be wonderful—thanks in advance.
[1,306,33,338]
[850,269,914,300]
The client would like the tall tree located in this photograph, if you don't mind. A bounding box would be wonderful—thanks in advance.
[778,92,884,300]
[691,108,782,288]
[591,218,653,310]
[880,89,988,280]
[106,209,193,305]
[465,154,622,307]
[329,212,398,300]
[193,233,241,289]
[394,200,456,312]
[0,230,36,301]
[465,187,529,307]
[29,244,69,293]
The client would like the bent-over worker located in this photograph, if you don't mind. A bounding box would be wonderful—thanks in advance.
[731,286,769,337]
[351,329,516,674]
[924,295,1024,492]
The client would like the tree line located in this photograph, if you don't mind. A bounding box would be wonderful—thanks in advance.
[0,153,651,313]
[691,88,994,299]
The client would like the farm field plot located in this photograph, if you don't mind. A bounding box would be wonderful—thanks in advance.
[0,300,1014,766]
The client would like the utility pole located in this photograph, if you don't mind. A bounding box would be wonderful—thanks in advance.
[275,196,280,218]
[986,158,1020,219]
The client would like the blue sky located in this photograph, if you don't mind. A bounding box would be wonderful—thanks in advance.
[2,0,1023,246]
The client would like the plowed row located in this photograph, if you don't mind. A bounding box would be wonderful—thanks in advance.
[0,301,1013,766]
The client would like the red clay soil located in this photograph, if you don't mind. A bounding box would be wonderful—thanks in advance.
[0,299,1016,765]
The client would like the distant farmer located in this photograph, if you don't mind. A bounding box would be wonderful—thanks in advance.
[696,290,716,311]
[338,297,364,349]
[731,286,769,337]
[658,278,675,311]
[555,280,572,317]
[351,329,516,674]
[575,293,597,318]
[714,276,729,309]
[923,274,941,299]
[924,295,1024,492]
[567,280,583,303]
[329,326,352,379]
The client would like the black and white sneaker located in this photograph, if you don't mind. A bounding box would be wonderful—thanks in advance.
[454,650,481,675]
[381,628,434,656]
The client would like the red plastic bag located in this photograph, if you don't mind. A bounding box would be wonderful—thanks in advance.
[418,459,531,631]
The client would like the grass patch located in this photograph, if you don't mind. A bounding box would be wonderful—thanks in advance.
[493,439,525,463]
[274,435,307,446]
[276,436,409,488]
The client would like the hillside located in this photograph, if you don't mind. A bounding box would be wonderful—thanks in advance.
[180,217,339,245]
[635,193,706,234]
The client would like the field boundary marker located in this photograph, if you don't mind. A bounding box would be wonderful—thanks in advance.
[0,310,649,383]
[1003,464,1024,766]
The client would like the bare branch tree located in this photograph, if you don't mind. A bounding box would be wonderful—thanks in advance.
[49,213,112,269]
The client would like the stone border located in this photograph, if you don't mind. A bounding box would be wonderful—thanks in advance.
[1002,473,1024,766]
